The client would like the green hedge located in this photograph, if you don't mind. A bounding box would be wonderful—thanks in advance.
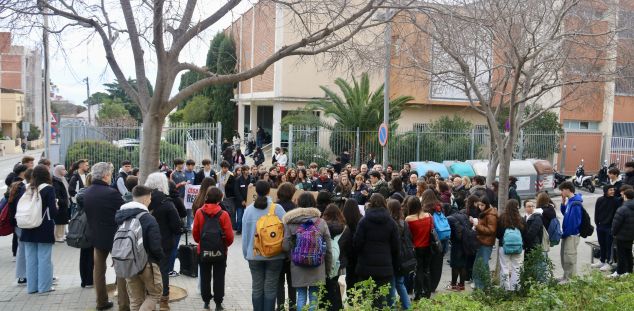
[66,140,185,168]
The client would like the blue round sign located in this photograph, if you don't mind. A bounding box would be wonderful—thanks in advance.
[378,123,388,146]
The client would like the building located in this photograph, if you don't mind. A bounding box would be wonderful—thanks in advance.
[0,32,44,139]
[0,88,25,140]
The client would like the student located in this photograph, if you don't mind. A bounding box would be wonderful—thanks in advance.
[312,168,335,192]
[354,194,400,308]
[123,176,139,203]
[321,203,349,311]
[52,165,70,242]
[195,159,217,185]
[193,187,234,310]
[242,181,287,311]
[535,192,557,232]
[282,192,332,311]
[496,199,525,291]
[351,175,369,205]
[406,199,433,299]
[115,185,164,311]
[611,188,634,277]
[472,196,498,290]
[19,165,58,294]
[388,199,412,309]
[116,160,133,196]
[558,181,583,282]
[368,171,390,199]
[593,185,621,271]
[275,182,297,311]
[5,156,34,187]
[170,158,187,198]
[75,174,94,288]
[341,198,363,290]
[446,208,470,291]
[523,200,544,255]
[7,165,30,285]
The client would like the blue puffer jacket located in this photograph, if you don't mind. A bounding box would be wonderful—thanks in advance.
[561,193,583,238]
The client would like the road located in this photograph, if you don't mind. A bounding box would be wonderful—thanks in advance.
[0,149,43,192]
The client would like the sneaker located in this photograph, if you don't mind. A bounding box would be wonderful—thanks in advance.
[446,284,460,292]
[215,303,225,311]
[203,302,210,310]
[458,284,465,291]
[591,262,604,269]
[470,283,475,289]
[168,271,180,277]
[17,278,27,286]
[600,263,612,271]
[608,272,619,278]
[12,256,16,262]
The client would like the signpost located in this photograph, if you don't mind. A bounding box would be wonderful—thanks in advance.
[379,123,389,147]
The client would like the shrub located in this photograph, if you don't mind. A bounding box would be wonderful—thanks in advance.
[291,143,331,168]
[518,246,555,296]
[66,140,131,167]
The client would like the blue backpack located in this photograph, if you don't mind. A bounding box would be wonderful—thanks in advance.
[433,211,451,241]
[503,228,523,254]
[547,218,563,246]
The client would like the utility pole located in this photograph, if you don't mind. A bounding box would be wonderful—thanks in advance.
[84,77,91,124]
[42,3,51,158]
[382,11,392,168]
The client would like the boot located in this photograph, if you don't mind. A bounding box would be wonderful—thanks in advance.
[160,295,170,311]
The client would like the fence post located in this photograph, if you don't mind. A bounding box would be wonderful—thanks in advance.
[416,131,421,162]
[216,122,222,168]
[470,129,475,160]
[355,127,360,166]
[561,132,567,172]
[288,125,294,168]
[518,129,525,160]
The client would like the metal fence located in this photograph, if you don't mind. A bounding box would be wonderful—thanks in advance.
[59,119,221,169]
[609,136,634,170]
[287,125,561,167]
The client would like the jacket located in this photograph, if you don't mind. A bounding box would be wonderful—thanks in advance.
[282,207,333,287]
[470,185,487,198]
[369,180,390,199]
[612,200,634,241]
[194,169,217,186]
[218,172,236,198]
[447,210,469,243]
[561,193,583,238]
[406,184,417,196]
[475,207,498,246]
[277,200,296,213]
[539,203,557,231]
[148,190,182,253]
[52,176,70,225]
[7,180,26,227]
[624,171,634,187]
[241,197,287,261]
[234,175,251,204]
[115,170,128,196]
[68,172,86,198]
[351,183,369,205]
[115,202,164,263]
[312,177,334,192]
[192,203,234,254]
[523,210,543,252]
[452,185,468,209]
[19,185,58,244]
[84,179,125,251]
[595,192,621,227]
[168,181,187,218]
[253,149,265,166]
[327,220,350,276]
[353,206,400,278]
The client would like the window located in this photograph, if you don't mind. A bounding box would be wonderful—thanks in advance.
[618,10,634,39]
[564,120,599,131]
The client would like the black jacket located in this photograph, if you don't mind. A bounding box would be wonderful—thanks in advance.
[234,175,251,204]
[312,177,334,192]
[612,200,634,241]
[539,203,557,230]
[84,179,125,251]
[447,210,469,243]
[168,181,187,218]
[20,185,58,244]
[253,149,265,166]
[6,180,25,227]
[595,194,622,227]
[354,207,400,278]
[115,203,165,264]
[277,200,296,213]
[219,172,236,198]
[624,172,634,187]
[523,212,543,252]
[351,183,369,205]
[148,190,182,253]
[194,169,217,186]
[68,172,86,198]
[52,177,70,225]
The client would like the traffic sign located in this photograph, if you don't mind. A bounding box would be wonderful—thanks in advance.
[378,123,388,146]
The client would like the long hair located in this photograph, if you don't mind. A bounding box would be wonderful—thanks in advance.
[368,193,387,209]
[297,192,317,208]
[536,191,552,208]
[406,196,423,215]
[342,198,362,230]
[322,203,346,224]
[500,199,524,230]
[192,177,216,214]
[286,169,297,184]
[420,189,439,207]
[387,199,403,222]
[466,195,481,216]
[31,165,51,190]
[416,180,428,197]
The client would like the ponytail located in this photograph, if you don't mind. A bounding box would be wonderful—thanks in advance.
[254,180,271,209]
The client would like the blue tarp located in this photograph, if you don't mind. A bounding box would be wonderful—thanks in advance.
[410,161,450,178]
[449,162,476,177]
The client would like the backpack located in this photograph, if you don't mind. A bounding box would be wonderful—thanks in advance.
[329,230,343,277]
[15,184,50,229]
[578,203,594,238]
[291,219,326,267]
[398,221,417,275]
[433,211,451,241]
[0,197,12,236]
[503,228,523,255]
[200,211,226,263]
[66,208,91,248]
[253,203,284,257]
[457,214,480,256]
[112,212,148,278]
[547,217,562,246]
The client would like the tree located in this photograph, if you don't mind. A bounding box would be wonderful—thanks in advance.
[97,99,131,120]
[209,34,238,140]
[182,95,212,123]
[393,0,617,211]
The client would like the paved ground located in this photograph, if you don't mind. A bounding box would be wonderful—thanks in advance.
[0,149,44,193]
[0,160,607,311]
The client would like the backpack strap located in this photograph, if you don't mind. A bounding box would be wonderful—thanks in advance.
[267,202,276,216]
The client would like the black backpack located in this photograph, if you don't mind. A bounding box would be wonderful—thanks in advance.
[66,208,91,248]
[398,221,417,275]
[457,214,480,256]
[577,202,594,238]
[200,211,226,263]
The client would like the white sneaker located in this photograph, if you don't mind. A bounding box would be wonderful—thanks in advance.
[608,272,619,278]
[470,283,475,289]
[600,263,612,272]
[591,262,604,268]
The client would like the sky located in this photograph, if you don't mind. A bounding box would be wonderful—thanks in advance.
[11,1,253,106]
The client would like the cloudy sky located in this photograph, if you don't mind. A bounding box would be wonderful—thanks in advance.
[13,1,253,105]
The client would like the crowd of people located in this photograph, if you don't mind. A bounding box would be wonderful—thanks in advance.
[2,153,634,311]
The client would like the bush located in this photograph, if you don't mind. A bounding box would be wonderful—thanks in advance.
[292,143,331,168]
[518,246,555,295]
[66,140,131,167]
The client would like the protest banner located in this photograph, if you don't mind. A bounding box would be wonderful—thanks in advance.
[184,184,201,210]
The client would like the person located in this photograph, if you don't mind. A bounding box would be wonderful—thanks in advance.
[293,169,311,191]
[341,198,362,291]
[254,147,265,166]
[406,174,418,196]
[256,126,265,148]
[145,172,182,309]
[233,149,247,169]
[321,203,348,311]
[508,177,522,206]
[535,192,557,231]
[366,152,376,169]
[446,207,470,291]
[312,168,334,192]
[419,189,445,291]
[274,182,297,311]
[623,161,634,186]
[193,187,234,310]
[558,181,583,282]
[192,177,217,216]
[390,177,406,203]
[194,159,217,185]
[68,159,89,215]
[340,149,351,166]
[52,165,70,242]
[387,199,412,309]
[334,173,353,200]
[282,192,332,311]
[7,165,29,285]
[276,148,288,174]
[351,175,369,205]
[438,181,451,205]
[242,181,287,311]
[123,176,139,203]
[523,200,544,255]
[405,198,433,300]
[75,174,94,288]
[611,188,634,277]
[5,156,34,187]
[469,176,487,198]
[115,185,164,311]
[496,199,525,291]
[368,171,390,199]
[84,162,129,310]
[234,166,251,234]
[171,158,187,198]
[218,161,237,228]
[233,131,242,150]
[472,196,498,290]
[593,185,621,271]
[315,190,332,215]
[116,160,133,196]
[354,194,400,307]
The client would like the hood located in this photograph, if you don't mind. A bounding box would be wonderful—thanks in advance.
[327,221,345,236]
[115,202,149,224]
[533,208,544,215]
[568,193,583,204]
[200,203,223,216]
[624,200,634,210]
[527,209,543,221]
[364,206,391,224]
[470,185,486,194]
[282,207,321,224]
[611,175,622,185]
[149,189,169,211]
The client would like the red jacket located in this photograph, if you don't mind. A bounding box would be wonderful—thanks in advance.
[192,203,234,254]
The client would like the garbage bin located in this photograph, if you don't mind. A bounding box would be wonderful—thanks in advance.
[529,159,555,193]
[444,161,476,177]
[469,160,538,198]
[410,161,450,179]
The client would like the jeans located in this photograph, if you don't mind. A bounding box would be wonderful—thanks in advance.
[169,235,181,272]
[236,206,245,233]
[474,245,493,289]
[126,262,162,311]
[15,228,26,279]
[616,239,633,275]
[498,248,523,291]
[296,286,319,311]
[390,275,411,309]
[560,235,580,280]
[200,259,227,304]
[159,249,172,296]
[80,247,94,286]
[597,225,613,263]
[24,242,53,293]
[249,259,284,311]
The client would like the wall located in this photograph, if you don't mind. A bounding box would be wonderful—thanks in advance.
[397,105,486,130]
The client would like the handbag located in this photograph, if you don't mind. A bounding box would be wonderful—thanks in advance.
[430,228,443,255]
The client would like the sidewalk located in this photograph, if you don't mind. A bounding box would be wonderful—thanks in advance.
[0,148,44,163]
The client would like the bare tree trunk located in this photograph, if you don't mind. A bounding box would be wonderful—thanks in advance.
[487,131,499,187]
[139,112,165,183]
[497,140,514,214]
